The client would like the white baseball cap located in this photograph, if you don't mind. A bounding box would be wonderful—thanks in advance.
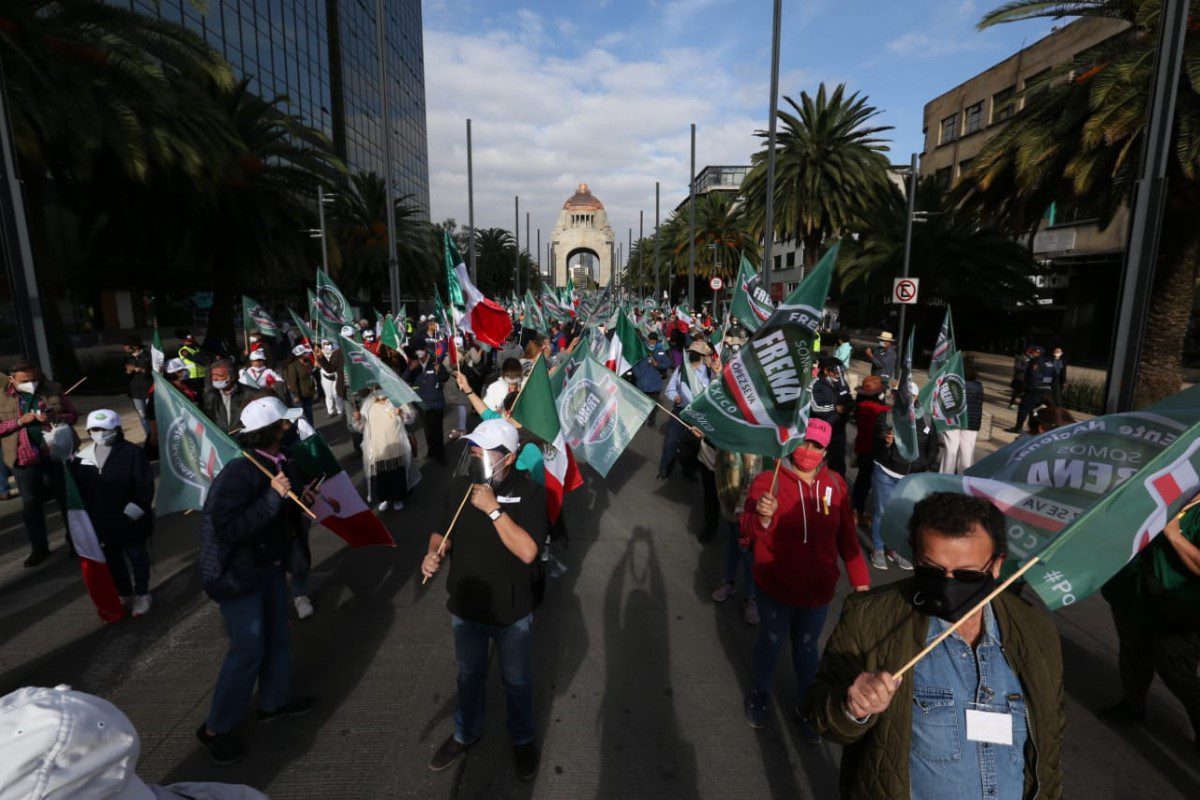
[248,349,266,361]
[0,685,156,799]
[291,344,309,356]
[85,409,120,431]
[238,396,302,433]
[465,418,519,454]
[165,358,186,374]
[362,329,377,340]
[340,325,356,338]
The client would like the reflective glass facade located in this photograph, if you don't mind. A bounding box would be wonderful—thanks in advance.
[118,0,429,214]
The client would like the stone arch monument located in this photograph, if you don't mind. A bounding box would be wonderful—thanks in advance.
[551,183,615,287]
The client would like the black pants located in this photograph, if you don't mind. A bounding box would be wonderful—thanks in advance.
[104,539,151,596]
[698,463,719,539]
[13,460,67,554]
[1112,607,1200,739]
[827,432,848,477]
[1014,390,1048,431]
[424,407,446,464]
[851,454,875,513]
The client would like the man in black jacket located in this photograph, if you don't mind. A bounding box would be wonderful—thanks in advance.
[404,349,450,464]
[123,337,152,439]
[1010,345,1059,433]
[201,360,252,433]
[195,396,315,765]
[810,357,853,476]
[868,387,939,572]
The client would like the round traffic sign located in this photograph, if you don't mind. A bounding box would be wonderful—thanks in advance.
[709,276,723,291]
[895,278,918,303]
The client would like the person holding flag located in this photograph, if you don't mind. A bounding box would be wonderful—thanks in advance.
[195,396,317,765]
[869,384,938,571]
[657,341,711,481]
[404,348,450,465]
[201,360,253,433]
[357,387,420,512]
[421,419,546,781]
[739,419,870,738]
[803,492,1065,800]
[238,350,283,394]
[122,336,153,440]
[315,338,346,418]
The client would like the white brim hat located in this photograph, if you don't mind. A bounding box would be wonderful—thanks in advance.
[465,418,519,454]
[165,358,186,374]
[340,325,356,338]
[239,396,303,433]
[291,344,309,356]
[248,349,266,361]
[85,409,121,431]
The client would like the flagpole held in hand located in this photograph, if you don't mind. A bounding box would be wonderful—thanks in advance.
[770,458,783,494]
[241,451,318,520]
[422,485,473,585]
[656,400,703,438]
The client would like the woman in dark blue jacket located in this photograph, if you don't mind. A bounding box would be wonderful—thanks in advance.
[70,409,154,616]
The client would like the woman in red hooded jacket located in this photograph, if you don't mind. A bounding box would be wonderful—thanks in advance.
[739,418,870,739]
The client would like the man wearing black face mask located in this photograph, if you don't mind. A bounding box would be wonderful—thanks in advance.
[804,493,1064,800]
[421,419,547,782]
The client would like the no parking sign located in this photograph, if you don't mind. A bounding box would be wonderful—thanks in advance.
[893,277,919,304]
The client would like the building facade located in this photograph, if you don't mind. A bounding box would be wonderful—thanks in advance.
[551,184,616,288]
[920,16,1131,363]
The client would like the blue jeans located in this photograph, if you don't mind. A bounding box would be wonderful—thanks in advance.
[658,416,685,476]
[721,519,755,599]
[752,589,829,700]
[131,397,151,439]
[206,565,292,733]
[869,463,902,553]
[452,613,535,746]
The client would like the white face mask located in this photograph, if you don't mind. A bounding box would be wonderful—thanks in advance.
[504,376,520,386]
[90,430,118,445]
[15,381,36,394]
[211,379,230,390]
[322,345,333,354]
[1053,351,1062,359]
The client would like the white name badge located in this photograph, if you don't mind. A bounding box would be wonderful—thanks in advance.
[497,495,522,504]
[966,709,1013,745]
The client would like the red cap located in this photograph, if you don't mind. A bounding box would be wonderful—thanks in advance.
[803,419,833,448]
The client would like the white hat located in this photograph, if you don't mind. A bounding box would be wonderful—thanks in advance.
[465,418,519,454]
[85,409,120,431]
[165,358,186,374]
[291,344,309,357]
[248,349,266,361]
[238,396,302,433]
[418,315,427,322]
[0,685,156,799]
[362,328,377,340]
[340,325,356,338]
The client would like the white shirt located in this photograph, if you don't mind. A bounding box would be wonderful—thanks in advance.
[664,362,712,406]
[482,377,521,412]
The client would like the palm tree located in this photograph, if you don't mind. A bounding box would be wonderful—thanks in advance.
[669,191,760,282]
[962,0,1200,405]
[741,83,893,264]
[841,176,1037,346]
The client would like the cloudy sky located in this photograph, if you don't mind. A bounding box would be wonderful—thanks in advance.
[421,0,1054,268]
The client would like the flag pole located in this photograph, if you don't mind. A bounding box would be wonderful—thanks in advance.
[241,451,319,520]
[62,376,87,396]
[654,399,702,437]
[892,556,1042,679]
[770,457,783,494]
[422,485,473,585]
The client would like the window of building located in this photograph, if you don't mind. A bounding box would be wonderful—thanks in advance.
[964,102,984,135]
[1024,68,1051,100]
[992,86,1015,122]
[785,251,796,268]
[773,254,783,271]
[934,166,952,187]
[939,114,957,145]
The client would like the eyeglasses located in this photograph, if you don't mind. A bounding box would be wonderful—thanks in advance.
[914,556,997,584]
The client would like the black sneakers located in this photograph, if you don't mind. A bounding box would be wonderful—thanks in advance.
[23,549,49,568]
[429,735,471,771]
[195,725,246,765]
[256,696,317,722]
[514,740,539,781]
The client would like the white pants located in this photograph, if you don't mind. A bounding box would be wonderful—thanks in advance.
[939,429,978,475]
[320,374,344,416]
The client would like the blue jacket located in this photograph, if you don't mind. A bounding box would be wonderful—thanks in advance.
[404,359,449,409]
[648,343,672,372]
[632,356,664,393]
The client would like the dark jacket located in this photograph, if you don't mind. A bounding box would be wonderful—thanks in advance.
[811,376,852,434]
[631,356,664,394]
[965,379,985,432]
[282,357,316,400]
[805,582,1065,800]
[201,383,252,433]
[404,358,449,410]
[872,409,939,475]
[199,456,306,601]
[316,348,347,397]
[70,438,154,545]
[869,347,897,380]
[853,395,890,456]
[126,349,152,399]
[1024,356,1059,393]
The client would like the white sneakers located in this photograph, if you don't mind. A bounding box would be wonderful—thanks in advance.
[391,501,405,511]
[376,500,404,512]
[377,501,389,512]
[294,596,314,619]
[711,581,736,603]
[130,595,151,618]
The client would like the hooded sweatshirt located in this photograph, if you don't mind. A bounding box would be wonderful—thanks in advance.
[740,463,869,607]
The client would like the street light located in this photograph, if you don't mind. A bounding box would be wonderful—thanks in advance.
[316,186,337,273]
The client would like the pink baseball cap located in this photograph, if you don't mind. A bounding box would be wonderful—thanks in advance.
[803,419,833,448]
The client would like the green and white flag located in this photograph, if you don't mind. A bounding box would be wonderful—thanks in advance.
[523,291,548,335]
[556,356,653,478]
[729,253,775,333]
[315,268,352,327]
[150,326,165,373]
[549,331,592,396]
[242,295,280,337]
[288,307,317,345]
[892,325,920,462]
[380,313,403,350]
[340,335,423,409]
[680,241,838,457]
[918,349,969,433]
[881,388,1200,610]
[152,373,240,514]
[929,305,956,379]
[444,231,466,309]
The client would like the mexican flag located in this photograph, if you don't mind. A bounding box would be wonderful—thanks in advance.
[150,325,165,373]
[153,373,241,514]
[511,356,583,522]
[919,349,969,432]
[929,305,956,379]
[341,335,423,408]
[64,467,124,622]
[288,430,394,548]
[242,295,280,337]
[680,241,838,457]
[444,231,512,346]
[557,356,654,478]
[548,331,591,396]
[675,305,693,326]
[729,254,774,333]
[315,268,352,327]
[604,309,649,376]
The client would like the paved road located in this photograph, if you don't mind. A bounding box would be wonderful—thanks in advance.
[0,399,1198,798]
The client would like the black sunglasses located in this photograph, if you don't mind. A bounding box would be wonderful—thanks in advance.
[914,556,997,584]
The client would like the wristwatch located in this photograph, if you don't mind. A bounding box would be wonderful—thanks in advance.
[488,507,504,522]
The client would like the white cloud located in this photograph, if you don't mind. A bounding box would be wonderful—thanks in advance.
[423,13,765,269]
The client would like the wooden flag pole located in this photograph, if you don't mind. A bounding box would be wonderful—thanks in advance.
[654,400,703,438]
[769,458,784,494]
[241,451,318,520]
[422,485,473,585]
[62,377,87,396]
[893,556,1042,680]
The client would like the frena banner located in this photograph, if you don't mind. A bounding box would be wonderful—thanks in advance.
[152,373,241,514]
[919,349,969,433]
[315,268,352,326]
[729,253,775,333]
[680,241,837,457]
[556,355,653,478]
